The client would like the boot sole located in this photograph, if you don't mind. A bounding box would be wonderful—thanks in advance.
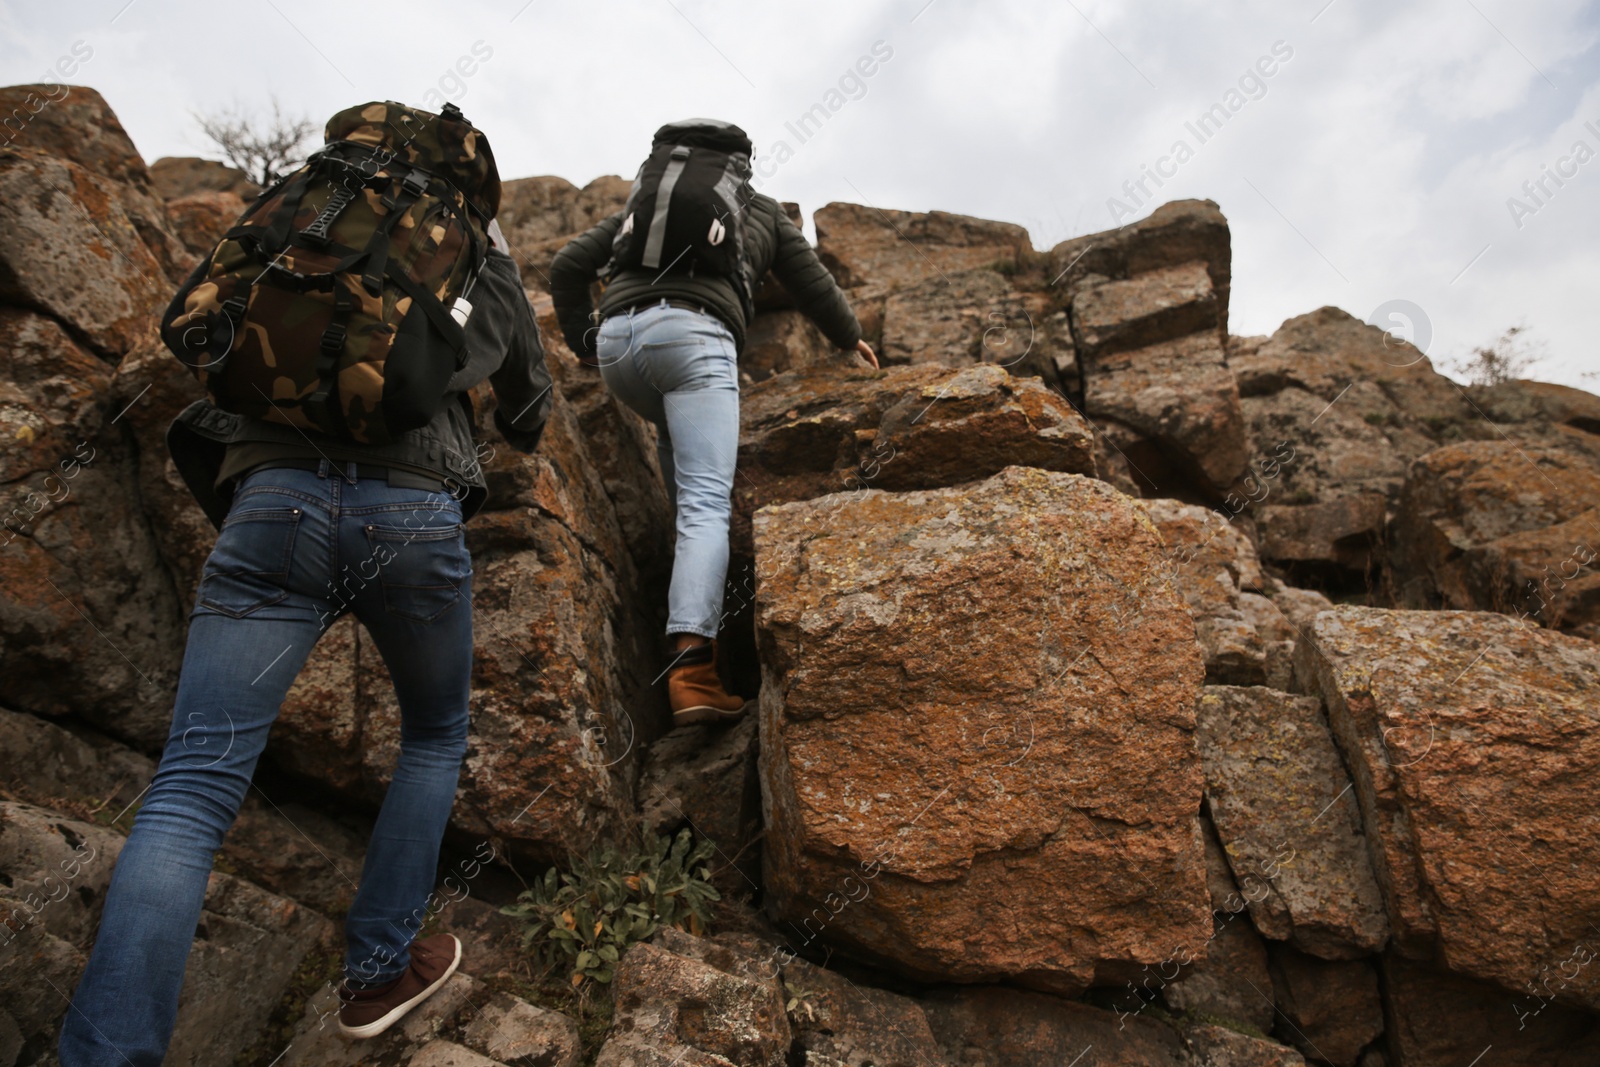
[338,936,462,1039]
[673,700,752,728]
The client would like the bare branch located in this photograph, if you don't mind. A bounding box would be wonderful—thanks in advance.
[1448,322,1546,387]
[193,96,319,186]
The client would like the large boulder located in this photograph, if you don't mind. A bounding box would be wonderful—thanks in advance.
[755,466,1209,991]
[734,361,1096,557]
[497,174,629,293]
[0,801,333,1065]
[1393,439,1600,631]
[0,146,171,358]
[1049,199,1233,329]
[0,85,190,279]
[0,310,184,748]
[149,155,259,200]
[814,203,1031,293]
[1196,686,1389,958]
[1051,200,1247,497]
[1229,308,1475,588]
[1296,606,1600,1007]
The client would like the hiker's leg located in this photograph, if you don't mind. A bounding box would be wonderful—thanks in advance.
[597,304,677,503]
[58,470,335,1067]
[342,487,473,987]
[651,313,740,639]
[597,303,740,637]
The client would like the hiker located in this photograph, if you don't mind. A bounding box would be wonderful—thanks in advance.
[58,102,551,1065]
[550,118,876,730]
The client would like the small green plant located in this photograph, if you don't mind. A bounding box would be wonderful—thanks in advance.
[501,829,720,988]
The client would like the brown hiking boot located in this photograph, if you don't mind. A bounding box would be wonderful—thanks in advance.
[338,933,462,1039]
[667,639,750,728]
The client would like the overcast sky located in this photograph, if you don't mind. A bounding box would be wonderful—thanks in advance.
[3,0,1597,390]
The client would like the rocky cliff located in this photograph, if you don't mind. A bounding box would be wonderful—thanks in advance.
[3,85,1599,1067]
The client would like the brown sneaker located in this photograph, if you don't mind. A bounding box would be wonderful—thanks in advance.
[666,640,750,728]
[338,933,462,1039]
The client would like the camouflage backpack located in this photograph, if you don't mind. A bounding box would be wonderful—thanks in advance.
[161,100,501,444]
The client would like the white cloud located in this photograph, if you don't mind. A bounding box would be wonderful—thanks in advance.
[2,0,1596,389]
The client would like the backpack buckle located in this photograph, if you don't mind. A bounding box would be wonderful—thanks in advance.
[320,323,347,356]
[401,169,430,197]
[220,296,247,323]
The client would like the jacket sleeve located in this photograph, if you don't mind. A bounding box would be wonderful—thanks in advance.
[768,208,861,350]
[550,213,623,363]
[471,248,553,454]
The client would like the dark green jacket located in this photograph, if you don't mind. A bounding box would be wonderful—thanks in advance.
[166,247,552,526]
[550,192,860,359]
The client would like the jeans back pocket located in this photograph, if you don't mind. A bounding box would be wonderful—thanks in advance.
[197,506,303,617]
[363,521,471,622]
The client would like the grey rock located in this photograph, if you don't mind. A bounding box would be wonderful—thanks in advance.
[460,992,581,1067]
[1181,1024,1306,1067]
[1195,687,1389,958]
[781,956,946,1067]
[638,714,761,896]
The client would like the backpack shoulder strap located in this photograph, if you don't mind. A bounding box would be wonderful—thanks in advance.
[641,145,692,270]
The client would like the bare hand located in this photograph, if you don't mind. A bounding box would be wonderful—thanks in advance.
[852,339,879,369]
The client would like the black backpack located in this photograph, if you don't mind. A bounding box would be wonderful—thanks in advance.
[607,119,755,317]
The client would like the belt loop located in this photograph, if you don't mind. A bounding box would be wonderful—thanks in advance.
[316,458,330,480]
[344,460,358,484]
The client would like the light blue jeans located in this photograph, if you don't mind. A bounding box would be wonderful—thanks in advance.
[58,464,474,1067]
[597,300,740,639]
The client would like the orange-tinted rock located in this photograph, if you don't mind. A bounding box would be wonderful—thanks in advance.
[1394,440,1600,630]
[1297,607,1600,1006]
[733,362,1094,557]
[0,84,189,278]
[1197,686,1389,958]
[498,174,629,293]
[149,155,259,200]
[164,190,247,260]
[756,467,1209,990]
[1231,308,1476,586]
[1086,331,1249,492]
[741,307,841,381]
[0,310,182,747]
[1050,199,1232,328]
[1141,500,1294,687]
[0,146,170,357]
[815,203,1031,292]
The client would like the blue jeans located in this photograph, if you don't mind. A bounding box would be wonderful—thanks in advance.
[58,463,474,1067]
[598,301,740,639]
